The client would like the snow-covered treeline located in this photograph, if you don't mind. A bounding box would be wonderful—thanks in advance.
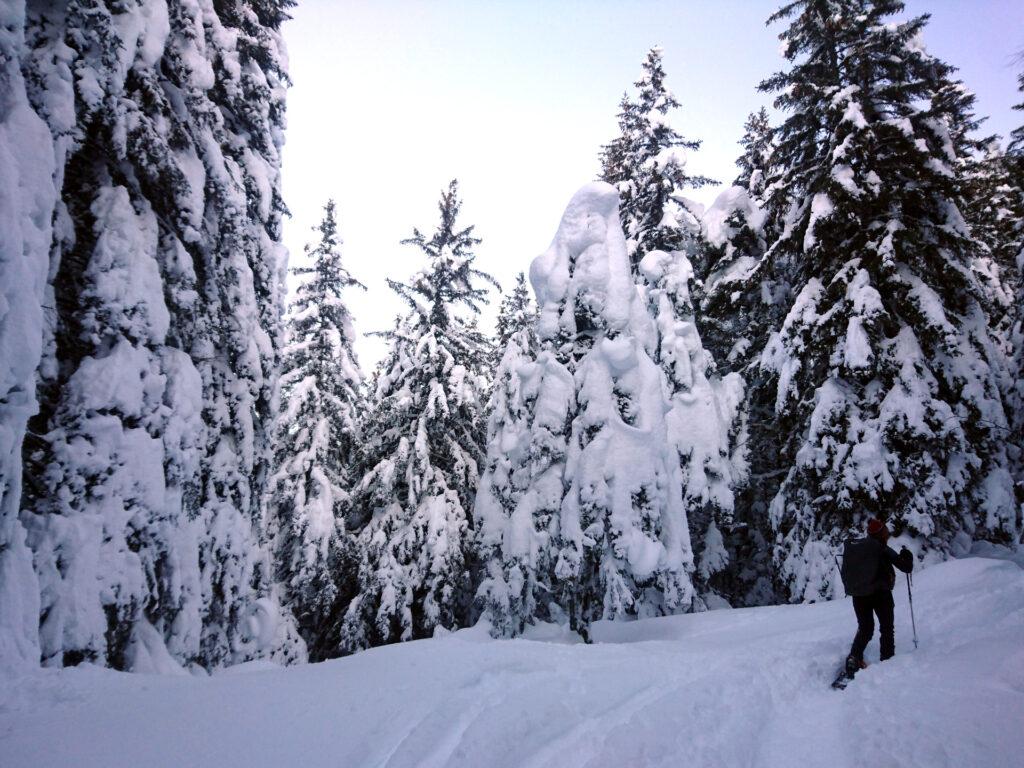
[696,0,1023,605]
[476,2,1024,634]
[2,0,1023,672]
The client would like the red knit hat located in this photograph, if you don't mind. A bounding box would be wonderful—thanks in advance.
[867,518,889,541]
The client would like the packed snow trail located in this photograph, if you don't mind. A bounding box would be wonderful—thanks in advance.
[2,557,1022,768]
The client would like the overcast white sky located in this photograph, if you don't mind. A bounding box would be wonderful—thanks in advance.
[280,0,1024,373]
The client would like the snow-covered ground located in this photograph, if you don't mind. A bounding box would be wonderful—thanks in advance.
[2,557,1022,768]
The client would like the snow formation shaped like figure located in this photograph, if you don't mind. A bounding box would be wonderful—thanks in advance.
[479,182,696,638]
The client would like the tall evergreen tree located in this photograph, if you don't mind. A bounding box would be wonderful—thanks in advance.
[639,249,745,602]
[600,48,714,270]
[598,51,744,610]
[933,76,1020,345]
[1005,66,1024,161]
[697,112,775,374]
[495,272,536,352]
[1012,245,1024,543]
[266,201,364,660]
[0,0,57,672]
[694,113,789,606]
[680,110,783,606]
[743,0,1017,601]
[1007,64,1024,530]
[962,143,1019,296]
[961,140,1024,332]
[599,93,632,185]
[341,181,495,652]
[18,0,303,670]
[475,279,540,636]
[734,107,773,196]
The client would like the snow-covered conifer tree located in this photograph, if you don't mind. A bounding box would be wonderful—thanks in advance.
[639,250,744,601]
[1007,68,1024,525]
[267,201,364,660]
[696,112,774,374]
[932,77,1020,342]
[599,94,631,185]
[0,1,56,671]
[597,51,741,606]
[341,181,495,652]
[962,141,1024,316]
[495,272,536,352]
[749,0,1017,601]
[1012,243,1024,529]
[474,336,541,634]
[539,184,697,631]
[600,48,713,270]
[474,273,540,635]
[1010,68,1024,161]
[693,110,788,605]
[479,182,696,639]
[734,108,773,197]
[18,0,303,670]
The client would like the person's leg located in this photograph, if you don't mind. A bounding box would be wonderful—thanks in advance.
[876,591,895,660]
[849,595,875,661]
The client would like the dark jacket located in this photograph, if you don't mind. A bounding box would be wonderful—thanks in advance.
[877,540,913,591]
[841,536,914,597]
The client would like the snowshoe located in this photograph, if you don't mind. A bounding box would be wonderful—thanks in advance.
[831,655,867,690]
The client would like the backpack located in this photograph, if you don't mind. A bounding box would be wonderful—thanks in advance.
[839,537,882,597]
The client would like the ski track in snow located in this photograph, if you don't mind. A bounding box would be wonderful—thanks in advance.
[1,557,1022,768]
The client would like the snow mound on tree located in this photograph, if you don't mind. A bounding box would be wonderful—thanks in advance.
[702,185,765,250]
[700,185,765,295]
[2,555,1021,767]
[530,181,637,340]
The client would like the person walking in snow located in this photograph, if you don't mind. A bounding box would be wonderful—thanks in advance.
[839,518,914,679]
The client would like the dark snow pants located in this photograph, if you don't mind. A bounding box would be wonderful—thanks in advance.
[850,590,895,662]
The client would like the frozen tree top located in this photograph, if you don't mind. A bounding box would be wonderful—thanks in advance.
[530,182,635,342]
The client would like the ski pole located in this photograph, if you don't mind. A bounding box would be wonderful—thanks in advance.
[906,572,918,649]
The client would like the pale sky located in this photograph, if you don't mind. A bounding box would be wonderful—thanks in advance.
[280,0,1024,373]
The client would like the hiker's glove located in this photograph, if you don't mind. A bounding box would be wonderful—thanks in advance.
[899,546,914,571]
